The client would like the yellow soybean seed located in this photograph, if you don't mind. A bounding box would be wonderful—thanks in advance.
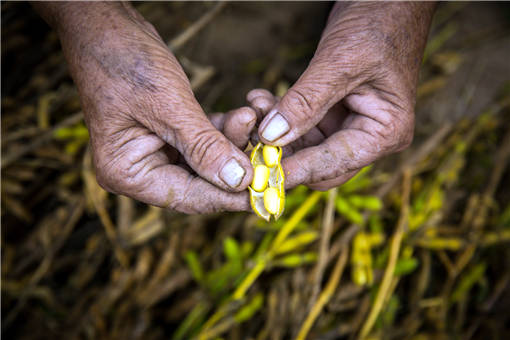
[262,145,280,167]
[249,143,285,221]
[251,165,270,192]
[263,187,280,215]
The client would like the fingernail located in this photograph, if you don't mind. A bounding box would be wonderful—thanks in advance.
[220,158,246,188]
[261,113,290,142]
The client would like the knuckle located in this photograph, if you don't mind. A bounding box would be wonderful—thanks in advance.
[251,96,274,117]
[166,175,193,213]
[186,129,227,168]
[285,88,316,120]
[382,119,401,149]
[94,156,118,194]
[377,109,414,152]
[94,169,111,192]
[94,150,150,197]
[398,110,415,150]
[168,176,225,214]
[391,110,414,151]
[398,125,414,151]
[247,88,273,103]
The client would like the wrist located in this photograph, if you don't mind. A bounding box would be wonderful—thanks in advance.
[330,2,436,23]
[32,2,137,43]
[322,2,435,84]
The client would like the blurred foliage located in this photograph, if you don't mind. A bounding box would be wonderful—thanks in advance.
[2,2,510,340]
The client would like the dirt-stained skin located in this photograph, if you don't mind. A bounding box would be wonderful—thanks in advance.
[252,2,435,191]
[32,2,435,212]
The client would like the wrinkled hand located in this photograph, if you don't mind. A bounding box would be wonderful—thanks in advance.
[36,2,255,213]
[251,2,435,190]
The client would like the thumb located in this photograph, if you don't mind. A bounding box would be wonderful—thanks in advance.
[258,62,352,146]
[172,109,254,192]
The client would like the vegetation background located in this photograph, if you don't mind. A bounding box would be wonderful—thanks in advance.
[2,2,510,339]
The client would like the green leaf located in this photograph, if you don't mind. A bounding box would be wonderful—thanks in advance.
[223,237,243,278]
[234,293,264,323]
[241,241,254,258]
[273,252,317,268]
[339,166,373,193]
[374,247,389,269]
[274,231,318,255]
[336,196,351,214]
[285,185,309,210]
[379,295,399,328]
[73,124,90,139]
[53,127,74,139]
[347,195,365,208]
[369,214,384,233]
[205,265,231,296]
[498,204,510,227]
[336,197,364,225]
[172,301,209,340]
[185,251,204,284]
[54,124,89,140]
[254,232,274,259]
[363,196,383,211]
[65,139,85,155]
[224,237,242,262]
[394,257,419,276]
[348,195,383,211]
[451,263,487,303]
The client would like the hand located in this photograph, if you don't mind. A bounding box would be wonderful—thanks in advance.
[35,2,255,213]
[252,2,435,190]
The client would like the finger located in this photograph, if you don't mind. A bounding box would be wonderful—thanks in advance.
[178,122,254,192]
[257,57,356,146]
[279,103,348,157]
[130,52,254,193]
[306,170,358,191]
[223,106,257,149]
[251,123,326,159]
[316,101,350,138]
[281,115,403,189]
[208,107,257,151]
[250,96,347,150]
[156,99,254,192]
[247,88,277,120]
[94,132,250,213]
[148,165,251,213]
[247,88,274,102]
[279,129,367,189]
[208,112,226,131]
[246,90,327,156]
[285,129,324,160]
[279,85,413,188]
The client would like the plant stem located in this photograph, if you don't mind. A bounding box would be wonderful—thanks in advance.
[296,246,348,340]
[359,169,412,339]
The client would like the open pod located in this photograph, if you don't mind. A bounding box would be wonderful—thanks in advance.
[249,143,285,221]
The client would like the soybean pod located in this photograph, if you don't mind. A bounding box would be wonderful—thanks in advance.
[249,143,285,221]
